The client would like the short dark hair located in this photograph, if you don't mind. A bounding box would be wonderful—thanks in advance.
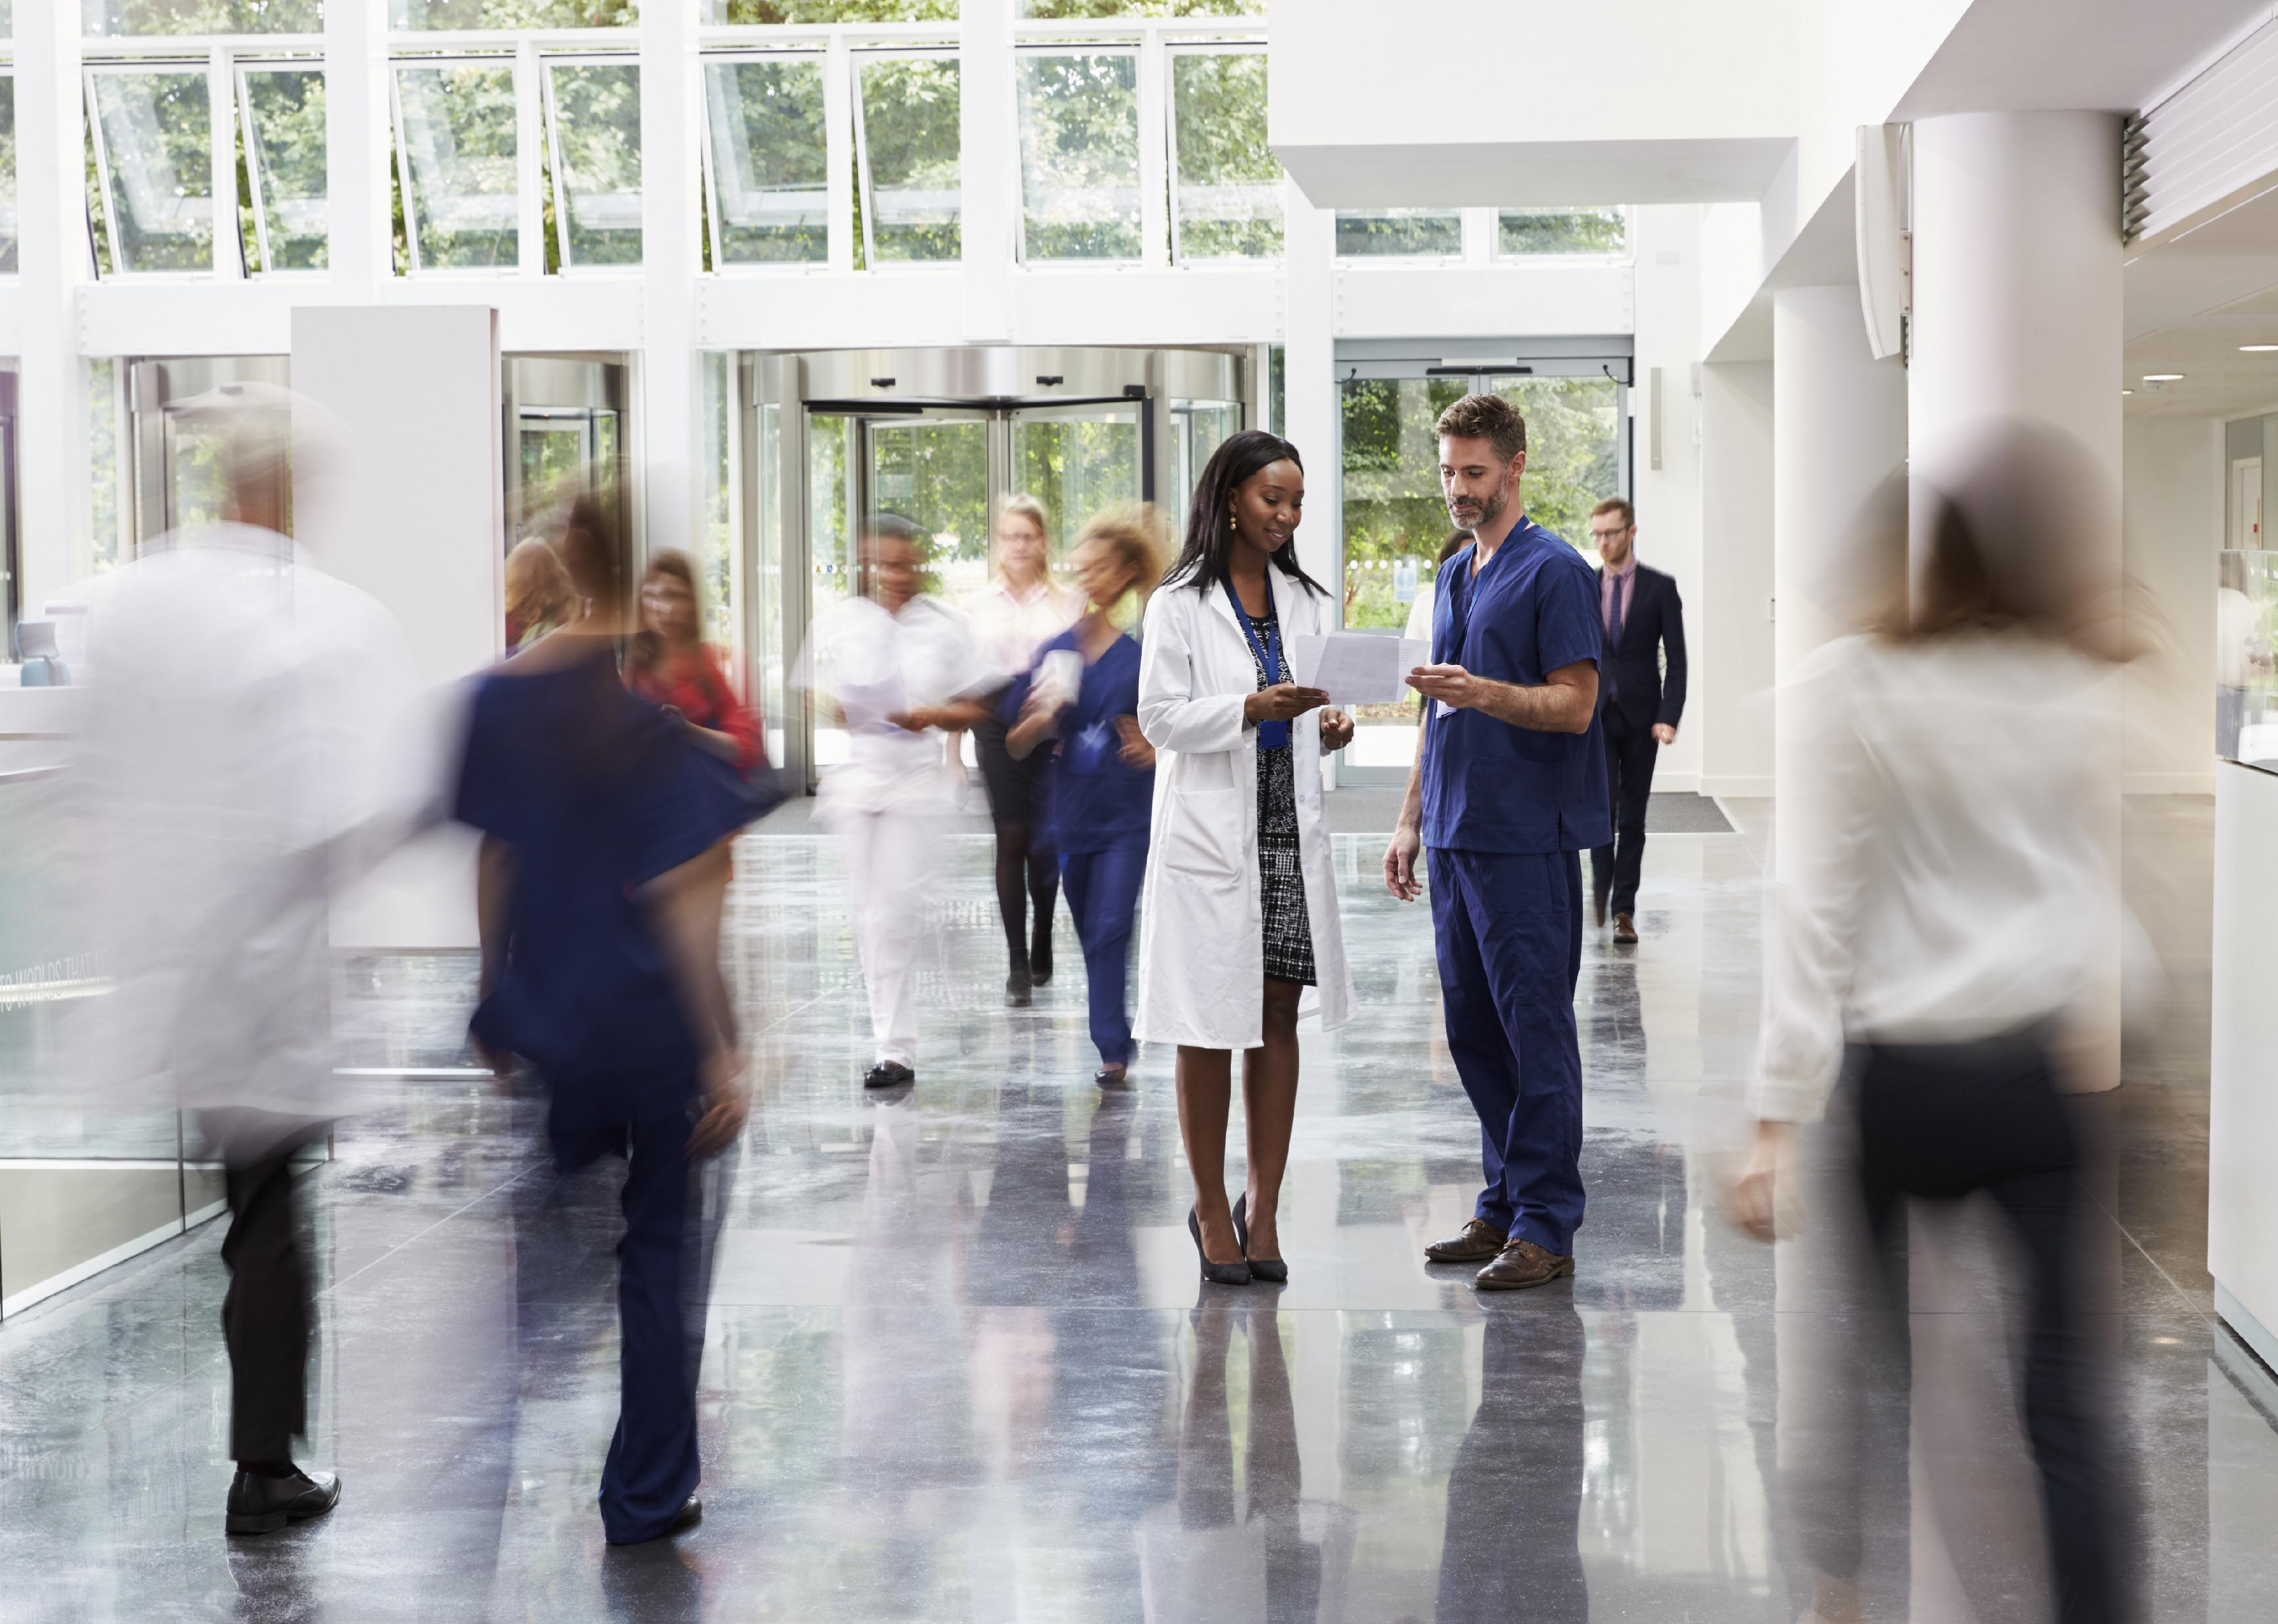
[1591,496,1635,529]
[1435,394,1527,463]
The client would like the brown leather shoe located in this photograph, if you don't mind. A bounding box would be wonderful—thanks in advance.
[1612,912,1638,945]
[1473,1238,1576,1291]
[1423,1218,1508,1264]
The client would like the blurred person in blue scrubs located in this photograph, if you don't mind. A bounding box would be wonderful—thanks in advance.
[1383,392,1609,1292]
[1733,430,2141,1624]
[1003,509,1165,1086]
[75,384,418,1534]
[456,498,750,1547]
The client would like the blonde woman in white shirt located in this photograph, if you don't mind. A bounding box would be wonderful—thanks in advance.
[964,495,1085,1006]
[1732,427,2136,1624]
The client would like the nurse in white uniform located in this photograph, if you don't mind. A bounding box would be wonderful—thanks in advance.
[1136,430,1356,1286]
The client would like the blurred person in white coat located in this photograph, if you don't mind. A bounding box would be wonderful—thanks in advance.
[75,383,418,1535]
[798,514,993,1090]
[1136,431,1354,1287]
[1732,427,2141,1624]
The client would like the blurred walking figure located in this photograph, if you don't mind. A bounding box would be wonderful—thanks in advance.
[76,383,414,1535]
[799,515,993,1088]
[1003,509,1165,1085]
[1733,424,2138,1624]
[966,496,1085,1006]
[627,548,770,1043]
[504,537,574,652]
[456,500,751,1546]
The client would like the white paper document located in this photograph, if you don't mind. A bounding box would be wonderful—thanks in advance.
[1288,633,1433,704]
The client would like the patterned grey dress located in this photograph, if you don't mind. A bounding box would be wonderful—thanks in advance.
[1242,603,1317,987]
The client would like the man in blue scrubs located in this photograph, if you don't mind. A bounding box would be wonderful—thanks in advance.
[1384,393,1610,1291]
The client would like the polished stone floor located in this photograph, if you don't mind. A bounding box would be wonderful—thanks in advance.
[2,797,2275,1622]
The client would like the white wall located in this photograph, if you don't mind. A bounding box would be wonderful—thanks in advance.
[2123,414,2220,794]
[1698,360,1776,797]
[1630,206,1707,791]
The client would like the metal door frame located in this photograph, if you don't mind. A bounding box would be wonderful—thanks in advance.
[746,345,1248,792]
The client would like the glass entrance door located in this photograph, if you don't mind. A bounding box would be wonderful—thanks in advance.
[500,356,629,652]
[1006,401,1144,560]
[1337,362,1627,782]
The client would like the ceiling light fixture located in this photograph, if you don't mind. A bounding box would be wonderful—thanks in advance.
[2122,389,2134,395]
[2142,373,2185,382]
[2244,345,2278,353]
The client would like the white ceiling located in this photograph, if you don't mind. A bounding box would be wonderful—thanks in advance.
[2127,186,2278,422]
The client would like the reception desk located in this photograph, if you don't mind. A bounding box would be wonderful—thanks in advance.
[2212,758,2278,1368]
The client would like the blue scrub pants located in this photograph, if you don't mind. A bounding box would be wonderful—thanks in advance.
[549,1070,704,1545]
[1062,832,1149,1066]
[1428,847,1587,1255]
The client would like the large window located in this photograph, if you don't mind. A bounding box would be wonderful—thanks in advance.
[393,0,636,25]
[1335,209,1461,259]
[708,1,953,19]
[393,60,519,271]
[238,67,326,272]
[1017,50,1140,261]
[87,68,215,275]
[1498,206,1626,258]
[1169,46,1276,261]
[854,52,960,264]
[0,73,15,275]
[84,0,320,33]
[703,55,828,265]
[545,59,643,268]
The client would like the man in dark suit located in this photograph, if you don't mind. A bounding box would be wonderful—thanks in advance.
[1587,497,1687,945]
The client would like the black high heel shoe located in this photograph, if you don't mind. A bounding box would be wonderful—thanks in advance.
[1189,1206,1251,1286]
[1231,1193,1288,1284]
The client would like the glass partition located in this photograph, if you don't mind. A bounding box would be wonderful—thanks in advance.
[545,59,642,269]
[0,74,16,275]
[1498,206,1627,257]
[1169,47,1279,262]
[854,53,960,264]
[1334,209,1460,259]
[393,60,518,272]
[2218,549,2278,768]
[1169,397,1240,517]
[86,68,215,275]
[239,67,328,273]
[704,55,829,266]
[1009,403,1142,558]
[1017,50,1140,262]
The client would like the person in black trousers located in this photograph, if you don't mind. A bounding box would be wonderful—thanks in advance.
[1586,497,1687,945]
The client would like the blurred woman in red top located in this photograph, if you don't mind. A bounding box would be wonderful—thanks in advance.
[627,550,763,773]
[626,547,765,1044]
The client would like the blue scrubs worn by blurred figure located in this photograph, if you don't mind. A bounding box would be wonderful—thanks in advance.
[1005,627,1154,1071]
[454,643,748,1545]
[1424,519,1610,1263]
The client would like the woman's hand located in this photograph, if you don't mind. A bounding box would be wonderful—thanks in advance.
[1730,1119,1797,1242]
[1318,708,1354,752]
[1114,715,1155,770]
[1244,683,1330,724]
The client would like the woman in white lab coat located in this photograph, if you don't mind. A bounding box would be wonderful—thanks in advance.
[1136,430,1356,1287]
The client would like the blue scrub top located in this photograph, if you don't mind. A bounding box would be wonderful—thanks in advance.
[1421,518,1612,854]
[455,643,750,1102]
[1001,627,1153,854]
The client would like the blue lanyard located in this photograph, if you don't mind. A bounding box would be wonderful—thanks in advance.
[1226,574,1288,749]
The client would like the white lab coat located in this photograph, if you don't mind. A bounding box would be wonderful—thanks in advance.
[72,525,419,1131]
[1133,576,1354,1050]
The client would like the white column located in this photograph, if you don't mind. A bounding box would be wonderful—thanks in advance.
[1912,111,2124,1093]
[1770,284,1906,732]
[639,0,700,563]
[16,0,88,604]
[1282,176,1337,785]
[959,0,1014,341]
[1696,359,1774,799]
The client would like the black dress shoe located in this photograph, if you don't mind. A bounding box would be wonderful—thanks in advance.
[1188,1206,1250,1286]
[1231,1192,1287,1284]
[226,1467,341,1536]
[606,1495,703,1546]
[1005,971,1032,1008]
[863,1060,915,1090]
[1093,1064,1128,1088]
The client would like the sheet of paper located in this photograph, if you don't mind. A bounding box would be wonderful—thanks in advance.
[1287,634,1435,704]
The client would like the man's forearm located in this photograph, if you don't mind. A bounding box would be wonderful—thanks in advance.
[1472,677,1594,735]
[1397,736,1426,830]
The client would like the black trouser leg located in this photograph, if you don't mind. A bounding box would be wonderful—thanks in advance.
[994,823,1034,976]
[221,1146,311,1467]
[1027,840,1059,975]
[1593,711,1658,918]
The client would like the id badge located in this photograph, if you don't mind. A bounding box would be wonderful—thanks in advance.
[1069,720,1112,775]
